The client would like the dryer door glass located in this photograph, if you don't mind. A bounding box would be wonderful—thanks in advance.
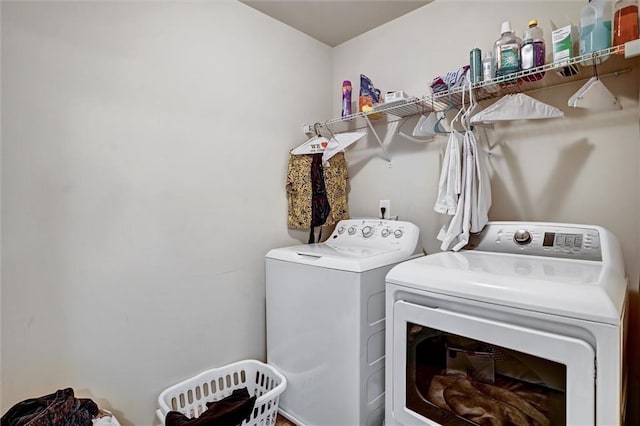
[391,301,595,426]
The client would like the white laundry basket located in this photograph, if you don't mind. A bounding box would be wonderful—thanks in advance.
[155,360,286,426]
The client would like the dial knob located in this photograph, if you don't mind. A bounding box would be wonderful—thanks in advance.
[362,226,373,238]
[337,226,345,234]
[514,229,532,245]
[381,228,391,238]
[348,227,356,235]
[394,229,404,239]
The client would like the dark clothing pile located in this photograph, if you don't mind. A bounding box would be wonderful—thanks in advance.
[165,388,256,426]
[1,388,99,426]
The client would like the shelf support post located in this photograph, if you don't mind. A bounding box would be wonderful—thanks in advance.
[363,115,392,166]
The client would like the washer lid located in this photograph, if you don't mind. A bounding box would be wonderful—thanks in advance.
[386,251,627,324]
[266,243,418,272]
[293,243,389,259]
[266,218,423,272]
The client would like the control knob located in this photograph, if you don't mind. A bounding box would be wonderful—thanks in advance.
[362,226,374,238]
[513,229,532,245]
[337,226,346,234]
[394,229,403,239]
[348,227,356,235]
[381,228,391,238]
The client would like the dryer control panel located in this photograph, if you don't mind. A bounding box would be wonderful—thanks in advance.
[467,222,603,261]
[328,218,421,254]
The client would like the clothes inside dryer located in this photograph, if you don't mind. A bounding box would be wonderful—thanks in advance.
[406,323,566,426]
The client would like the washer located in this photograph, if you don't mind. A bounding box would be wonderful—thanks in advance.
[385,221,628,426]
[266,218,422,426]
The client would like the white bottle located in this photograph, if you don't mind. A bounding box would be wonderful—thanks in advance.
[482,51,495,81]
[521,19,546,81]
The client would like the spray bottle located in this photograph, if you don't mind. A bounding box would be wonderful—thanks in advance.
[341,80,352,118]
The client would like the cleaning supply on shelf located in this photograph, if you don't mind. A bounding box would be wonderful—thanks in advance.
[359,74,383,119]
[521,19,546,81]
[612,0,639,54]
[552,24,575,64]
[494,21,522,80]
[470,48,482,83]
[341,80,352,117]
[482,51,496,81]
[579,0,612,56]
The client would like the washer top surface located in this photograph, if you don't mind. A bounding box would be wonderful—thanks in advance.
[387,222,628,324]
[266,219,422,272]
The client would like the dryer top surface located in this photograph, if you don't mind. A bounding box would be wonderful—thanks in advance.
[387,222,627,324]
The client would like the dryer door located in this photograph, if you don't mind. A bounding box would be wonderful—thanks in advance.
[391,300,595,426]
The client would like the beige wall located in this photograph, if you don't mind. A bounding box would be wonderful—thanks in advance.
[2,0,639,424]
[333,0,640,423]
[1,1,331,424]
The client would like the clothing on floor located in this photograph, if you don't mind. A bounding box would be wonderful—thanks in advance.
[1,388,99,426]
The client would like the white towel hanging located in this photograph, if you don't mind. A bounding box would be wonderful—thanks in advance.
[434,131,464,215]
[437,131,474,251]
[470,93,564,124]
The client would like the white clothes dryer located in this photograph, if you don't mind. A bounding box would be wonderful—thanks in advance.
[266,219,422,426]
[385,222,628,426]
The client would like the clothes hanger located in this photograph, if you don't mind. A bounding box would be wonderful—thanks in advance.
[291,123,330,155]
[434,88,460,135]
[568,62,621,111]
[321,129,366,164]
[470,93,564,124]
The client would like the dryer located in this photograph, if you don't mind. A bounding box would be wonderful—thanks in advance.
[266,218,422,426]
[385,222,628,426]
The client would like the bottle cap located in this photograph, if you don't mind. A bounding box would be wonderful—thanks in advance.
[528,19,538,28]
[342,80,351,86]
[501,21,512,34]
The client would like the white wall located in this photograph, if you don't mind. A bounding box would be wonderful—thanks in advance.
[1,1,331,424]
[3,0,640,424]
[333,0,640,423]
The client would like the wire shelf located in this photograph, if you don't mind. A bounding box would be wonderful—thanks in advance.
[319,43,639,136]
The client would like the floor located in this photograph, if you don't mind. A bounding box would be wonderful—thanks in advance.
[275,414,296,426]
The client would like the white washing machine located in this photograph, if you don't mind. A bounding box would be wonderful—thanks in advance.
[385,222,628,426]
[266,218,422,426]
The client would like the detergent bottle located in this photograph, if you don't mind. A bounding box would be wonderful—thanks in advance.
[612,0,639,54]
[579,0,613,56]
[521,19,546,81]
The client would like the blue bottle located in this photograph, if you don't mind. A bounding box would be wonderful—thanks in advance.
[580,0,612,56]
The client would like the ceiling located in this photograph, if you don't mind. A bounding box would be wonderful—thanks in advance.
[240,1,432,47]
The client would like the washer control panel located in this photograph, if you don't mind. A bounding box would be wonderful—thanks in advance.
[329,219,420,252]
[467,222,602,261]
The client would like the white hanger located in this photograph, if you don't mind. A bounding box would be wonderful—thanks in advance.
[291,124,331,155]
[470,93,564,124]
[411,113,439,138]
[568,77,621,111]
[321,130,366,164]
